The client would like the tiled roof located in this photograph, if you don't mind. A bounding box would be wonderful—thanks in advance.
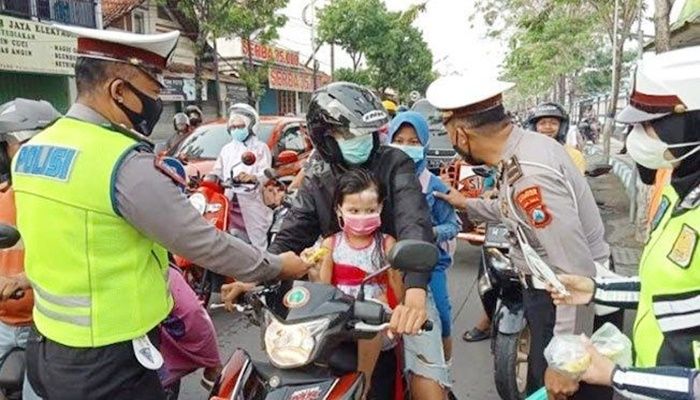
[102,0,144,26]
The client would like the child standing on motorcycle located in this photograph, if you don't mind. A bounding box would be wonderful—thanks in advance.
[312,169,403,399]
[388,111,461,362]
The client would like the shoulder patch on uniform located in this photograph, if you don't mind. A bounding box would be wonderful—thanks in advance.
[651,196,671,233]
[502,156,523,185]
[667,224,698,269]
[515,186,552,228]
[154,156,187,191]
[13,145,77,182]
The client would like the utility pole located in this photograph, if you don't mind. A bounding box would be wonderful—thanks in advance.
[213,39,223,117]
[303,0,318,90]
[603,0,620,165]
[330,44,335,80]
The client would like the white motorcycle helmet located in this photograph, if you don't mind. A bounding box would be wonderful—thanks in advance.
[228,103,260,136]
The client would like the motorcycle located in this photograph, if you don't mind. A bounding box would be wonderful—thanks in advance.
[173,152,258,306]
[0,225,24,400]
[208,240,437,400]
[473,224,529,400]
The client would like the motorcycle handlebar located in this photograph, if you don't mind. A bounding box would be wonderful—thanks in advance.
[354,319,433,333]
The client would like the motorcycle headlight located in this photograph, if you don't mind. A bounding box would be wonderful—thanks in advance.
[189,193,207,215]
[263,311,330,369]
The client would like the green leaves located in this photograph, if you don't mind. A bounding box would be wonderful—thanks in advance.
[167,0,289,104]
[317,0,434,99]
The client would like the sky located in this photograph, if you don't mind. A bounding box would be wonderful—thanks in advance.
[273,0,687,79]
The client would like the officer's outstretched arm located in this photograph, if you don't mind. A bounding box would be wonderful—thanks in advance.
[114,150,282,282]
[610,365,699,400]
[509,173,597,278]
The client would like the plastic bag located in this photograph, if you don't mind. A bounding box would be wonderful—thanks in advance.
[545,323,633,381]
[590,322,632,367]
[544,335,591,380]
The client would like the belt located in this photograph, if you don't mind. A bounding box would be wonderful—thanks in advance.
[522,274,547,290]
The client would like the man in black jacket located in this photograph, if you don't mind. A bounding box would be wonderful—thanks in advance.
[268,82,452,399]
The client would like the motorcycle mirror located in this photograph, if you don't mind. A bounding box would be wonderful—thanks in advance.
[387,240,438,273]
[241,151,256,166]
[0,224,20,249]
[277,150,299,166]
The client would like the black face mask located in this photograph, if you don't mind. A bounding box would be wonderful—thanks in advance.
[453,129,484,165]
[114,81,163,136]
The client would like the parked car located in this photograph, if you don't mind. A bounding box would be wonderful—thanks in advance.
[168,116,311,181]
[411,99,456,173]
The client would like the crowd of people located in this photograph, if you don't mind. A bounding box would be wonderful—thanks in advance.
[0,24,698,400]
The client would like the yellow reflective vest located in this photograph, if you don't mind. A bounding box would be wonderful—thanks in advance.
[12,117,172,347]
[634,184,700,368]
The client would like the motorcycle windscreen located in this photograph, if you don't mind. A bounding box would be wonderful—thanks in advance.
[266,281,352,322]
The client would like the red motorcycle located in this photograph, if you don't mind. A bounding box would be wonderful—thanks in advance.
[208,240,437,400]
[174,152,257,305]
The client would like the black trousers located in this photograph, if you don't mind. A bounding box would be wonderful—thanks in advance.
[523,288,620,399]
[367,349,398,400]
[26,327,165,400]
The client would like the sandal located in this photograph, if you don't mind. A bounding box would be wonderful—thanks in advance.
[462,327,491,342]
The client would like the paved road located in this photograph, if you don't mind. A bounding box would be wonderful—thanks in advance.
[179,241,501,399]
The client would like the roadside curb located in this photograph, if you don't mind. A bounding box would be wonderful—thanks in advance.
[588,139,639,201]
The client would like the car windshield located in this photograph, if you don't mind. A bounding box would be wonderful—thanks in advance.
[257,122,276,143]
[430,130,453,150]
[171,124,231,159]
[411,100,443,125]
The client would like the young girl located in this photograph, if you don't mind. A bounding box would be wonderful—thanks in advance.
[313,169,403,399]
[388,111,461,362]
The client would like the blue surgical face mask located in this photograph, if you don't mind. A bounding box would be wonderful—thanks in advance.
[337,134,374,165]
[230,128,249,142]
[390,143,425,164]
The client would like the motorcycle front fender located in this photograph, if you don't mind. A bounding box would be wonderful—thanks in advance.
[210,349,251,399]
[495,301,526,335]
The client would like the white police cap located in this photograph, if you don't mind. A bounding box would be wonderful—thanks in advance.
[426,74,515,111]
[56,25,179,74]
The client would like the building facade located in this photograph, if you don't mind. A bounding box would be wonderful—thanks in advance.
[217,38,330,116]
[0,0,97,111]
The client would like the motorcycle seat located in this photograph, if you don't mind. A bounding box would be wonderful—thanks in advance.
[0,348,25,390]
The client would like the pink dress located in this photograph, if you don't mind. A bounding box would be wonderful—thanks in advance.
[159,267,221,386]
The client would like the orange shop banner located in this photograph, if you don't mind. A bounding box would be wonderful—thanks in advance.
[268,67,330,93]
[241,39,299,66]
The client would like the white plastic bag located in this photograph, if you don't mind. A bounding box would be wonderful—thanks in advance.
[545,323,633,381]
[544,335,591,380]
[590,322,632,367]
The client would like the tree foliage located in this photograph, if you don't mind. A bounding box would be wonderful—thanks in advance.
[316,0,391,72]
[333,67,373,86]
[472,0,641,115]
[366,19,434,97]
[317,0,434,98]
[165,0,288,106]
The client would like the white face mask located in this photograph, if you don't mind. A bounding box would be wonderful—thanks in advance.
[626,123,700,169]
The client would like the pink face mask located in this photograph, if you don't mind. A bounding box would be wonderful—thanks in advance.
[341,213,381,236]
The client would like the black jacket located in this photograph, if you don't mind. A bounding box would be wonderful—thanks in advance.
[268,145,434,289]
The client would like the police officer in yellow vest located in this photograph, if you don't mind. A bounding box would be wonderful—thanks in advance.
[11,27,310,399]
[547,45,700,399]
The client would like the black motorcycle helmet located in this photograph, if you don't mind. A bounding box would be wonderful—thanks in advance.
[526,102,570,143]
[306,82,389,166]
[184,105,203,127]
